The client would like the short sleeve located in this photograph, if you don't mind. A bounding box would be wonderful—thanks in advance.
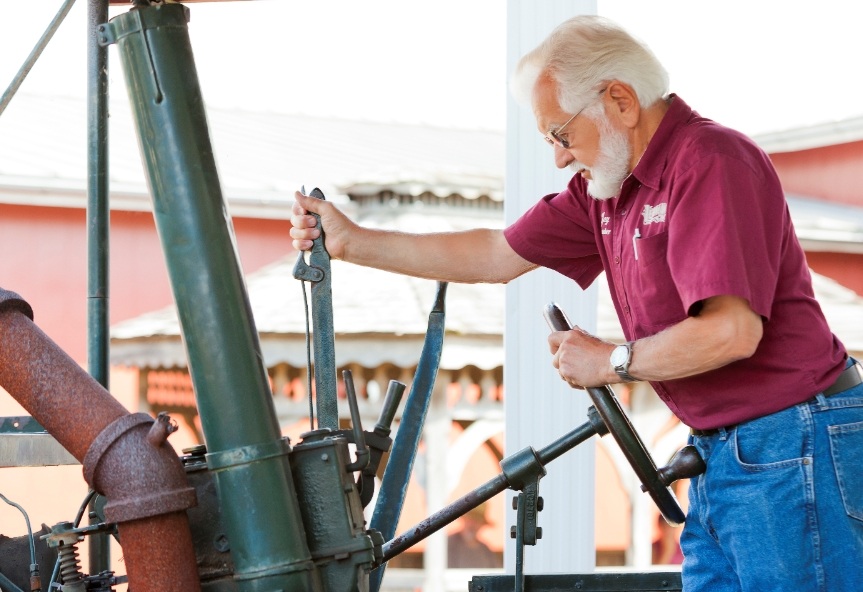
[504,182,604,289]
[666,150,785,319]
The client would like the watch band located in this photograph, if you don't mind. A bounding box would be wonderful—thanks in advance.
[614,341,637,382]
[616,367,637,383]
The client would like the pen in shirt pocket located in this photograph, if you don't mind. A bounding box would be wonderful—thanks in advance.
[632,227,641,261]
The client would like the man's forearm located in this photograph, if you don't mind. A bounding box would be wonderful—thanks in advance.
[628,295,763,382]
[344,227,535,284]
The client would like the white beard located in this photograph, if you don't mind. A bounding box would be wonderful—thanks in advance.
[569,116,632,201]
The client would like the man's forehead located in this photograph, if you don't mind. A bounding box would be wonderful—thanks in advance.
[532,74,566,129]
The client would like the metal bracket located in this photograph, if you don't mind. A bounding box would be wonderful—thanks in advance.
[512,479,543,592]
[0,416,77,467]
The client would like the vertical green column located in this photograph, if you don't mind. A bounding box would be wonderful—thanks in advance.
[87,0,111,576]
[100,6,322,591]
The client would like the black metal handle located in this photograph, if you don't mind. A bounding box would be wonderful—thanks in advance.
[543,302,686,526]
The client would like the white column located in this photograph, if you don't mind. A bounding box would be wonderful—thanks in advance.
[422,380,451,592]
[504,0,599,575]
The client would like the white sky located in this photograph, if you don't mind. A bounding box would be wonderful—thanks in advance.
[2,1,863,136]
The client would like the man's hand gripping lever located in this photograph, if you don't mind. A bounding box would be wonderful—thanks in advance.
[292,187,340,430]
[543,303,705,526]
[292,186,328,283]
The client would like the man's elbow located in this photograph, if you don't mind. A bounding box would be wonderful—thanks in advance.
[723,315,764,361]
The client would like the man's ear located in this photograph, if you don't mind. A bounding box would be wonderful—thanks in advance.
[606,81,640,129]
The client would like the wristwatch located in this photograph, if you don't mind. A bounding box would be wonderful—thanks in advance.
[610,341,637,382]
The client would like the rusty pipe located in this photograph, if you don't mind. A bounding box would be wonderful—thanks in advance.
[0,289,201,592]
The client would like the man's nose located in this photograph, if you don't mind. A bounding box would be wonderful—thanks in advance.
[554,144,574,169]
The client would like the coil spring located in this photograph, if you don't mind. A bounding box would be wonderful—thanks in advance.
[58,540,84,586]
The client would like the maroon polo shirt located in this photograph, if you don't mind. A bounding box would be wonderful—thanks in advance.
[504,95,846,429]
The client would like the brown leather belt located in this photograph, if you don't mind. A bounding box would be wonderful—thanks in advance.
[691,361,863,437]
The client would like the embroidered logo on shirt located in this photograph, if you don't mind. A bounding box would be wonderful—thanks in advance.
[641,203,667,224]
[601,212,611,235]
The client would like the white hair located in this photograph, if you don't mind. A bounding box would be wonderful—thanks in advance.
[510,15,669,115]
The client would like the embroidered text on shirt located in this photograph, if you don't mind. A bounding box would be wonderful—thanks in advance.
[601,212,611,235]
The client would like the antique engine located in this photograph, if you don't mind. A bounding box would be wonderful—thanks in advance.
[0,4,704,592]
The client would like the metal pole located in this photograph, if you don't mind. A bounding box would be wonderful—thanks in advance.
[0,0,78,117]
[86,0,110,576]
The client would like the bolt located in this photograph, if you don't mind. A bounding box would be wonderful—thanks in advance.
[510,526,516,539]
[512,497,518,510]
[536,527,542,539]
[321,453,329,462]
[537,496,544,511]
[213,534,230,553]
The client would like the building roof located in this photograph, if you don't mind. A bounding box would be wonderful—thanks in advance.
[752,115,863,154]
[110,248,863,370]
[0,93,503,217]
[110,255,507,371]
[787,194,863,252]
[107,202,508,370]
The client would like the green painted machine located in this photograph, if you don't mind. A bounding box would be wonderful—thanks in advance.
[0,3,705,592]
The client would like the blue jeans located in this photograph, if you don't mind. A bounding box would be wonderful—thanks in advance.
[681,363,863,591]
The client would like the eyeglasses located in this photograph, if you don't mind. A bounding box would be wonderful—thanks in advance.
[543,88,607,149]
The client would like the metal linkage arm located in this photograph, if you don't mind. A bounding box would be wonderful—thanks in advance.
[370,282,448,592]
[377,406,608,565]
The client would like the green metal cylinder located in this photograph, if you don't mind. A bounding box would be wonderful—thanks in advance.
[100,6,321,590]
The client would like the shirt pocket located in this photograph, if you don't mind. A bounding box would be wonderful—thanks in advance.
[635,229,668,268]
[632,231,685,329]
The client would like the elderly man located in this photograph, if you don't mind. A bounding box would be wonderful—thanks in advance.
[292,15,863,591]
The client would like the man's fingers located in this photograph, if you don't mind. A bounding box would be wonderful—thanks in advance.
[294,190,325,214]
[290,213,319,230]
[292,238,314,251]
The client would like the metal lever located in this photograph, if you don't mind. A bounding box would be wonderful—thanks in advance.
[543,302,689,525]
[344,370,370,472]
[648,445,706,490]
[291,186,339,430]
[357,380,406,508]
[375,380,406,435]
[291,185,324,283]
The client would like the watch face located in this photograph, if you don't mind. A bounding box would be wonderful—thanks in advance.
[610,345,628,367]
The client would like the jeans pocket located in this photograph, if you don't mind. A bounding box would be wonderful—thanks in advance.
[733,409,807,470]
[828,420,863,521]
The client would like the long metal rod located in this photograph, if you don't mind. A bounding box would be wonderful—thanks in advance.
[0,571,25,592]
[379,414,604,565]
[86,0,110,576]
[0,0,78,117]
[380,473,509,563]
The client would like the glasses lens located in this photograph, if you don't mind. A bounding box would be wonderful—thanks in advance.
[551,131,569,149]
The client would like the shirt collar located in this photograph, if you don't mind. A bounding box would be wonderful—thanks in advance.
[630,94,693,191]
